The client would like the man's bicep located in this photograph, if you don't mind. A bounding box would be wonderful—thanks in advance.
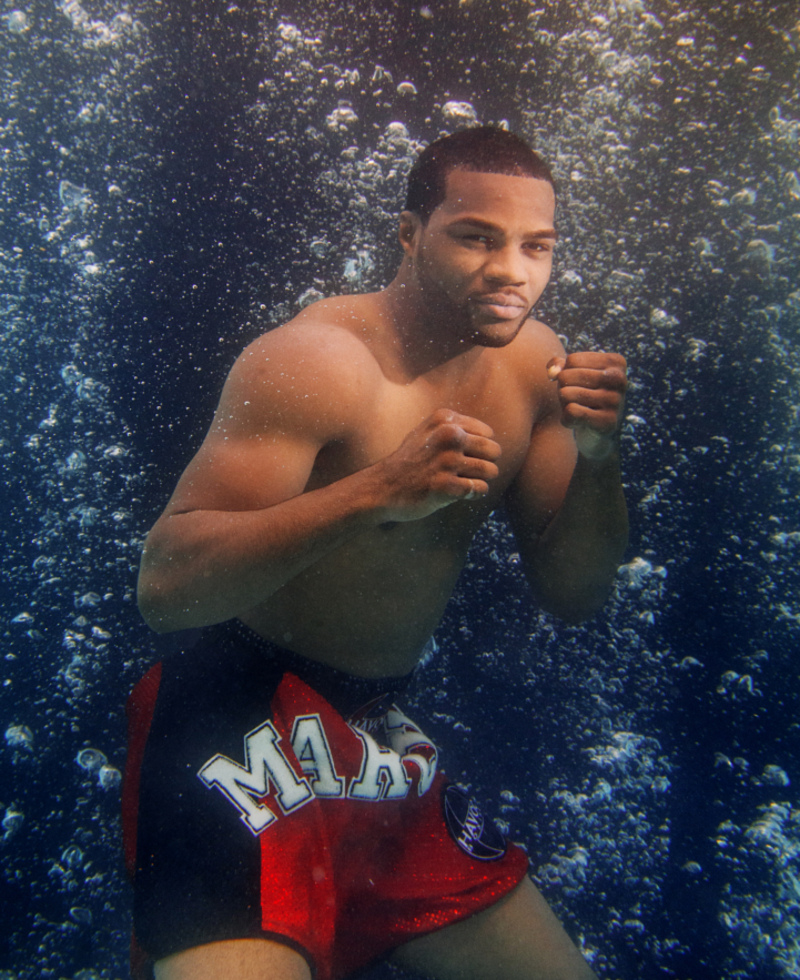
[163,428,321,516]
[160,336,347,516]
[505,414,578,540]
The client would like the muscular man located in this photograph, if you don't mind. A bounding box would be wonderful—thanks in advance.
[127,127,628,980]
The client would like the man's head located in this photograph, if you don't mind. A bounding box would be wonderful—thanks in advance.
[396,129,557,351]
[405,126,555,225]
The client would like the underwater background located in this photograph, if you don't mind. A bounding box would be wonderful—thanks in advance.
[1,1,799,977]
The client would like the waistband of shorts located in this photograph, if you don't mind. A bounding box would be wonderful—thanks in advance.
[203,619,414,716]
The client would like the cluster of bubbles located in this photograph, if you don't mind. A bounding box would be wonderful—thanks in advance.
[507,4,798,973]
[76,747,122,792]
[1,1,153,976]
[410,2,798,976]
[715,801,800,975]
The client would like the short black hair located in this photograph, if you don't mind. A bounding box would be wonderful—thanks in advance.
[405,126,555,223]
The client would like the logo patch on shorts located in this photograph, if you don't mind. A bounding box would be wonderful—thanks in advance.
[443,785,507,861]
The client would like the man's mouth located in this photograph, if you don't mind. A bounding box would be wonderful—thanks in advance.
[471,295,528,320]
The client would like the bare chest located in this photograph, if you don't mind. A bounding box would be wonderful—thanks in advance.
[247,361,542,669]
[310,369,538,504]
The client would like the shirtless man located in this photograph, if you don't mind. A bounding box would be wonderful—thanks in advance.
[128,127,627,980]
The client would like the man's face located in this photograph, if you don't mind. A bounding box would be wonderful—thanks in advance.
[404,168,557,348]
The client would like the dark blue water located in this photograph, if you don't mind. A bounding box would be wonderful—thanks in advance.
[1,1,799,977]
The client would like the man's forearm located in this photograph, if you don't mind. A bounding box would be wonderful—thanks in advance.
[138,408,503,633]
[137,471,384,633]
[525,449,628,623]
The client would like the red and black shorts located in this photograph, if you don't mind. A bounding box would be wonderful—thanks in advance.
[122,620,529,980]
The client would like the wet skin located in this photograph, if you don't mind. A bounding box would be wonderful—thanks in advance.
[138,169,627,677]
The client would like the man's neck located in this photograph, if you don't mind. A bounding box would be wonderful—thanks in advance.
[378,263,481,382]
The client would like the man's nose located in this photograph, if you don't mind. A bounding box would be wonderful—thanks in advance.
[484,246,525,284]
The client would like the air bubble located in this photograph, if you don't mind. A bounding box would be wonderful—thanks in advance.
[783,171,800,201]
[75,592,101,607]
[61,845,84,869]
[58,180,91,213]
[2,808,24,840]
[5,10,29,33]
[97,764,122,791]
[325,104,358,133]
[619,557,666,589]
[559,270,583,289]
[60,363,83,385]
[4,725,34,752]
[298,287,324,308]
[309,240,329,258]
[441,101,478,126]
[744,239,774,272]
[76,748,107,772]
[650,308,679,329]
[103,444,128,459]
[759,764,790,787]
[384,121,410,144]
[64,450,87,473]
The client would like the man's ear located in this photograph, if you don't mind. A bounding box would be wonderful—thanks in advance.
[398,210,422,257]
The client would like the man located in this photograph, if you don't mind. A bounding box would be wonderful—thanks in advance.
[127,126,628,980]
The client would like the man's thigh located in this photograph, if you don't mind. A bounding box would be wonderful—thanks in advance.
[154,938,312,980]
[390,877,597,980]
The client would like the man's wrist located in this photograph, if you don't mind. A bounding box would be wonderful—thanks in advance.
[574,427,617,461]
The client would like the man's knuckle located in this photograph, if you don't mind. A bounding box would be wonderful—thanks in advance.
[439,423,464,447]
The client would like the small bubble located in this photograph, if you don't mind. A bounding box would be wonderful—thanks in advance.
[97,765,122,791]
[76,748,107,772]
[2,808,24,840]
[325,104,359,133]
[61,363,83,385]
[64,450,87,472]
[760,764,790,787]
[441,101,478,126]
[75,592,101,607]
[4,725,34,752]
[103,444,128,459]
[5,10,29,33]
[309,239,330,258]
[61,845,84,869]
[298,287,324,308]
[69,906,92,925]
[58,180,91,213]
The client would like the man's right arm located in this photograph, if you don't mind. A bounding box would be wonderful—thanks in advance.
[137,329,501,632]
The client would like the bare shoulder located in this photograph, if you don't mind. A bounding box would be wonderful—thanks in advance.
[217,298,382,441]
[497,318,567,412]
[507,318,566,373]
[237,297,381,391]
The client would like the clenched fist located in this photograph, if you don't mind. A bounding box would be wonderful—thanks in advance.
[547,352,627,460]
[373,409,502,522]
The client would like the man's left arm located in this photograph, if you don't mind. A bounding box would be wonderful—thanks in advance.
[504,352,629,624]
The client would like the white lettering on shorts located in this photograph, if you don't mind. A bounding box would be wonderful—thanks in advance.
[198,720,313,835]
[347,726,411,801]
[290,714,345,798]
[198,703,438,832]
